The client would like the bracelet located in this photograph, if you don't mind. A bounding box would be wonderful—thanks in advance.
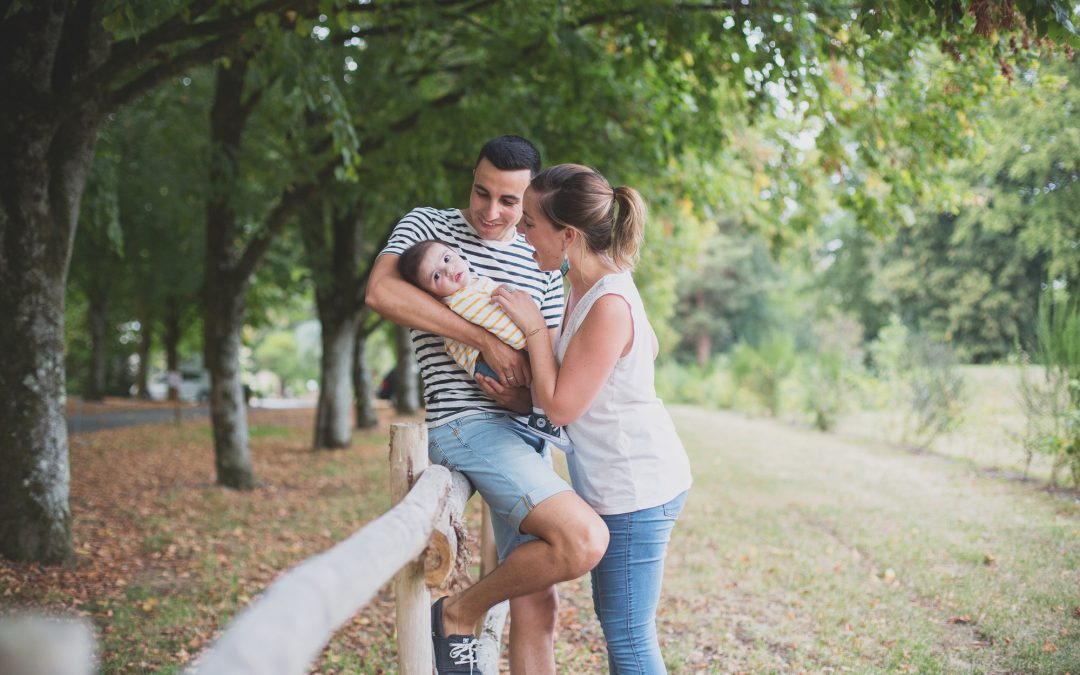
[526,326,544,338]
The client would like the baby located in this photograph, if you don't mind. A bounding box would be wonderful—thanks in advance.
[398,239,564,447]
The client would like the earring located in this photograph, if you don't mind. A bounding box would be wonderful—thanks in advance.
[560,253,570,277]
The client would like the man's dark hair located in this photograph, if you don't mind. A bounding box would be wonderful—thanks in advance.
[475,135,542,177]
[398,239,448,292]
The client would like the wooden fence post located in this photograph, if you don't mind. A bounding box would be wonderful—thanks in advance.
[480,502,497,578]
[390,423,432,674]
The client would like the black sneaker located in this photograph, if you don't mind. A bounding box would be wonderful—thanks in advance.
[523,408,569,449]
[431,596,480,674]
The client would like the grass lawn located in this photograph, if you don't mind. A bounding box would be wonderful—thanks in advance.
[1,397,1077,673]
[833,365,1071,487]
[664,405,1079,674]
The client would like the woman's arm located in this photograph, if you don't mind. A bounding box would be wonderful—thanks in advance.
[493,289,632,426]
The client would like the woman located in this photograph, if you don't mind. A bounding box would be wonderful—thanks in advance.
[490,164,693,673]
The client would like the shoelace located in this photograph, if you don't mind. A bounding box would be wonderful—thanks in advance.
[449,637,479,671]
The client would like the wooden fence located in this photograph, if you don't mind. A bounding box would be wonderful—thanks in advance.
[0,423,505,675]
[196,422,507,674]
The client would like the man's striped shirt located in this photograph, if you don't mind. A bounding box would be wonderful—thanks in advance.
[381,207,565,427]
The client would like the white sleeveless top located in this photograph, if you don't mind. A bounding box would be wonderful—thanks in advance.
[556,272,692,515]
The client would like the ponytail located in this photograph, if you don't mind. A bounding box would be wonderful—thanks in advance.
[530,164,650,271]
[610,186,646,270]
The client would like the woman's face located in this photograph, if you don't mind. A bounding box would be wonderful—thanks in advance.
[520,188,566,272]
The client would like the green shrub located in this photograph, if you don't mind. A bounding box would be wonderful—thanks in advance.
[730,333,796,416]
[789,314,866,431]
[869,316,965,449]
[1018,292,1080,487]
[655,358,735,409]
[796,350,846,431]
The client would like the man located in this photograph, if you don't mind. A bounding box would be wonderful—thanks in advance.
[366,135,608,674]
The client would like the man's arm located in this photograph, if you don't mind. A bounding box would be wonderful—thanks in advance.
[365,253,530,386]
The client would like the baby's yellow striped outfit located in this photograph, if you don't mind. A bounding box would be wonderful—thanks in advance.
[443,276,526,375]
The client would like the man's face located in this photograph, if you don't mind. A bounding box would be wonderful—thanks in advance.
[467,158,532,241]
[417,244,472,298]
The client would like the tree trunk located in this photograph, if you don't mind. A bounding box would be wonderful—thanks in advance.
[0,230,76,563]
[695,333,712,370]
[163,296,182,402]
[303,204,364,450]
[394,325,420,415]
[695,288,711,368]
[0,3,108,563]
[203,57,257,489]
[353,331,379,429]
[85,290,108,402]
[134,301,153,398]
[203,290,255,488]
[313,315,357,449]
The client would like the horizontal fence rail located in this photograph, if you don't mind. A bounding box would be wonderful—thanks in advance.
[197,422,490,675]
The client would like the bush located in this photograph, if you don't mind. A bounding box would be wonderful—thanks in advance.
[795,351,846,431]
[730,333,796,416]
[1018,292,1080,487]
[790,314,866,431]
[869,316,965,450]
[655,357,735,409]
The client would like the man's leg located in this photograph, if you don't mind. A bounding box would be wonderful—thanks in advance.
[440,490,607,636]
[427,414,608,672]
[507,587,558,673]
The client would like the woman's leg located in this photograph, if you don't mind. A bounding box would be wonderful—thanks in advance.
[591,492,688,674]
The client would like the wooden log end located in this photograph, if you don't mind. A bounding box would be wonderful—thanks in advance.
[424,530,454,587]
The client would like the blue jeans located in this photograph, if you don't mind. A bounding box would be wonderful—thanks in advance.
[591,491,688,674]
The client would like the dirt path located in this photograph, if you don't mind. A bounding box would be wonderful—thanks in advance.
[641,406,1080,674]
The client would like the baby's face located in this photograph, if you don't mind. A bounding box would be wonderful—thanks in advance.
[418,244,471,297]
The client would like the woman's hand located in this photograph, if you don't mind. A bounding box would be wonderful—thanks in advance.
[490,285,546,336]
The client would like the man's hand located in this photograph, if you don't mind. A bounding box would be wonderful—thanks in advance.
[479,333,531,387]
[475,373,532,413]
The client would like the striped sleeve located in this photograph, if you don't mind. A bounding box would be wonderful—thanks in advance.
[381,207,444,257]
[540,272,566,329]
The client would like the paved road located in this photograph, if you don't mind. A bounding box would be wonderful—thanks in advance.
[66,406,209,434]
[66,398,314,434]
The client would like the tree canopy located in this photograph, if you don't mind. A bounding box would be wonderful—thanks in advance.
[2,0,1078,563]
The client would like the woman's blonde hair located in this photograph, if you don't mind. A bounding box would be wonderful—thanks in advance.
[529,163,646,270]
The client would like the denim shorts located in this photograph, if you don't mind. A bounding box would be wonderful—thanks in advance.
[428,412,572,561]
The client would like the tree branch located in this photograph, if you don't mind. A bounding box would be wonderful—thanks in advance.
[241,76,277,122]
[234,162,336,282]
[103,33,241,113]
[359,308,386,338]
[87,0,297,96]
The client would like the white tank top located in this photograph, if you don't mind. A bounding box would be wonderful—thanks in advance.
[556,272,692,515]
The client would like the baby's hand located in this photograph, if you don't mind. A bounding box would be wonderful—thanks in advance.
[491,285,543,332]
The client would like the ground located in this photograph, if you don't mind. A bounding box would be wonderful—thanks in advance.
[2,373,1079,673]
